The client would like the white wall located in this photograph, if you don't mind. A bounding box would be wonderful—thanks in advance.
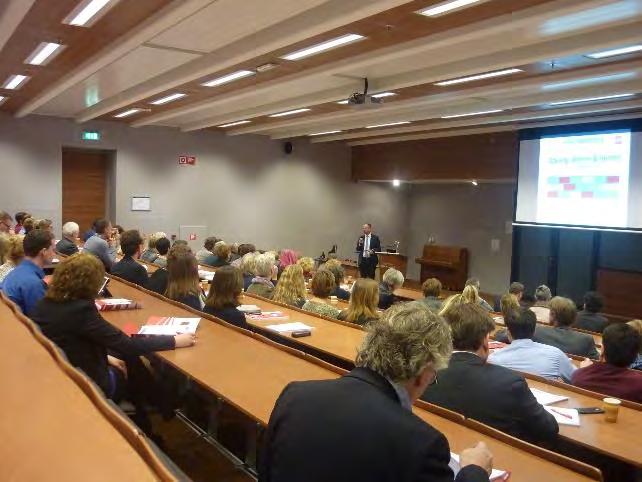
[0,113,408,261]
[406,183,515,294]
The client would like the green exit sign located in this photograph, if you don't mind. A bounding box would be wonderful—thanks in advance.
[81,130,100,141]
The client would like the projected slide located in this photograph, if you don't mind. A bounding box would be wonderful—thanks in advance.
[536,132,631,227]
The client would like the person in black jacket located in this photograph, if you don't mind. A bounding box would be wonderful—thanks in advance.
[55,221,80,256]
[30,253,195,431]
[422,303,558,443]
[573,291,609,333]
[260,302,493,482]
[111,229,148,287]
[356,223,381,279]
[203,265,248,329]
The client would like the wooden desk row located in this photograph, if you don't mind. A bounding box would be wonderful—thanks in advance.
[0,293,182,482]
[102,275,600,482]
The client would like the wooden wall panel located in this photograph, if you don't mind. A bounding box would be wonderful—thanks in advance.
[62,149,108,233]
[596,269,642,319]
[351,132,518,181]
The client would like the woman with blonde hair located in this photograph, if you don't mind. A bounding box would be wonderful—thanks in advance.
[165,244,203,310]
[297,256,315,279]
[461,284,481,305]
[302,270,341,319]
[338,278,379,325]
[140,231,166,263]
[240,251,259,290]
[209,241,232,267]
[247,252,277,298]
[438,293,465,317]
[272,264,307,308]
[0,235,24,283]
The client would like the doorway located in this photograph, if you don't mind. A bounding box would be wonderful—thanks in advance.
[61,148,112,234]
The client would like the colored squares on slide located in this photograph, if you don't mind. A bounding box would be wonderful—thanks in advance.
[546,174,621,200]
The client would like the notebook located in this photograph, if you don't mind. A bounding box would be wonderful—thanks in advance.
[248,311,289,322]
[266,322,314,333]
[449,453,510,481]
[135,316,200,336]
[237,304,262,314]
[544,407,580,426]
[198,269,215,281]
[530,388,569,406]
[95,298,141,311]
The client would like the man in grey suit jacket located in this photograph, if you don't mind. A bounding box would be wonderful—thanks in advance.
[83,218,117,272]
[533,296,599,359]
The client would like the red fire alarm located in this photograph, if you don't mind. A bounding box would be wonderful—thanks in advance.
[189,233,197,241]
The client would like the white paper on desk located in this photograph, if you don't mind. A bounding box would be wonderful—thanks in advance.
[493,316,505,325]
[545,407,580,426]
[449,453,508,481]
[138,317,200,335]
[99,298,133,305]
[237,304,261,313]
[198,269,215,281]
[530,387,569,405]
[266,322,314,333]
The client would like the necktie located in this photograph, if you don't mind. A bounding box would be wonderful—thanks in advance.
[364,235,370,254]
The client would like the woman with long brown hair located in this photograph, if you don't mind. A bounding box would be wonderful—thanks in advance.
[165,244,203,310]
[204,265,248,328]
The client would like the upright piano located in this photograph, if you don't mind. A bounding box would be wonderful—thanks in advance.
[415,245,468,291]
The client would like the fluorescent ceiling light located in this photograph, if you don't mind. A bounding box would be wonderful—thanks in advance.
[542,72,636,91]
[280,33,364,61]
[586,44,642,59]
[365,121,411,129]
[471,180,478,186]
[435,68,522,86]
[418,0,482,17]
[540,2,639,36]
[3,74,29,90]
[268,108,311,118]
[114,108,142,118]
[150,93,186,105]
[66,0,114,26]
[202,70,255,87]
[26,42,64,65]
[337,100,350,105]
[218,120,251,128]
[371,92,397,98]
[308,130,342,136]
[441,109,503,118]
[0,96,6,105]
[392,179,401,187]
[548,93,634,106]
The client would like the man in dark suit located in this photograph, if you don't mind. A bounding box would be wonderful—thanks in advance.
[111,229,149,287]
[422,303,558,443]
[55,221,80,256]
[356,223,381,279]
[534,296,600,359]
[260,303,492,482]
[573,291,609,333]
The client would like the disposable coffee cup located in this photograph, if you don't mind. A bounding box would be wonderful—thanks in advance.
[603,397,621,423]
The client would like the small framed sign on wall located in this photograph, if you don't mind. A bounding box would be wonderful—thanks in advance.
[131,196,151,211]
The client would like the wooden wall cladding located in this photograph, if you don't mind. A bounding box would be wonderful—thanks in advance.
[596,269,642,319]
[351,132,519,181]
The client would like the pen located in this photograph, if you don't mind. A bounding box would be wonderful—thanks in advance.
[549,407,573,419]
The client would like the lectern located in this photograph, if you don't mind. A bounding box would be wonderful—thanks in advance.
[415,245,468,291]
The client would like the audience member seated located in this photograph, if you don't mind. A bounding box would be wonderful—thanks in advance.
[489,308,577,382]
[246,253,276,298]
[83,219,117,272]
[278,249,298,277]
[0,235,24,285]
[438,293,465,317]
[2,229,55,316]
[152,237,170,268]
[36,218,54,233]
[195,236,218,264]
[324,259,350,301]
[420,278,443,312]
[140,232,165,264]
[111,230,148,287]
[533,297,599,359]
[81,218,98,242]
[13,211,30,235]
[0,211,13,235]
[465,278,492,311]
[510,282,525,304]
[56,221,80,256]
[297,256,315,280]
[421,303,558,443]
[261,302,493,482]
[272,264,307,308]
[203,265,248,329]
[530,285,552,323]
[338,278,379,325]
[229,243,240,262]
[30,253,195,433]
[231,243,256,269]
[628,319,642,370]
[200,240,222,266]
[210,241,232,267]
[164,244,203,310]
[573,291,609,333]
[571,323,642,403]
[461,285,484,307]
[302,270,341,319]
[378,268,404,309]
[22,216,36,235]
[494,292,523,344]
[240,251,258,290]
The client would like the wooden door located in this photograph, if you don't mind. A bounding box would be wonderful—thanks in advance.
[62,149,108,234]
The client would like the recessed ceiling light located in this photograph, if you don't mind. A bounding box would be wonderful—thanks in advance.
[365,121,411,128]
[435,68,522,86]
[418,0,482,17]
[392,179,401,187]
[280,33,365,61]
[150,93,186,105]
[540,2,638,36]
[586,44,642,59]
[26,42,64,65]
[64,0,116,27]
[547,93,634,106]
[268,108,311,118]
[441,109,504,118]
[308,130,342,136]
[371,92,397,98]
[3,74,29,90]
[218,120,251,128]
[114,108,142,118]
[541,72,636,91]
[202,70,255,87]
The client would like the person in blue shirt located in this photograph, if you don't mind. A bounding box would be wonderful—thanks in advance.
[489,307,578,382]
[1,229,56,316]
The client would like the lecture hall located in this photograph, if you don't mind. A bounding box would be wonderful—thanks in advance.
[1,0,642,481]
